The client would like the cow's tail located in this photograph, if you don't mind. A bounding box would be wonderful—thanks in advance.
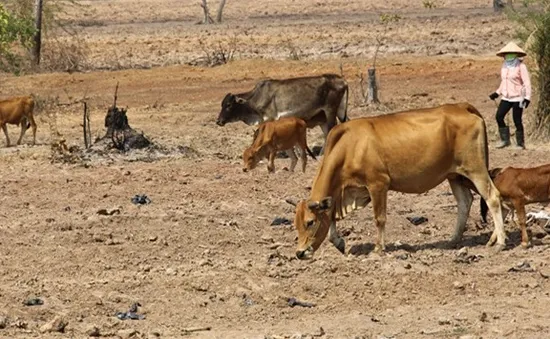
[306,146,317,160]
[480,168,503,223]
[336,82,349,123]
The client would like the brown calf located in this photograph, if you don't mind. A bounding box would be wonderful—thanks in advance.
[481,164,550,247]
[0,96,37,147]
[243,117,316,173]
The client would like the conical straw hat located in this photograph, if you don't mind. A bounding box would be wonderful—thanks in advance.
[496,41,526,57]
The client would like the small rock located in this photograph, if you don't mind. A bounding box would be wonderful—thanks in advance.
[0,316,8,329]
[149,330,161,338]
[404,263,412,269]
[118,328,138,338]
[438,317,451,325]
[165,267,177,276]
[86,325,101,337]
[457,247,468,256]
[453,281,464,290]
[149,236,158,242]
[480,312,488,322]
[40,316,67,333]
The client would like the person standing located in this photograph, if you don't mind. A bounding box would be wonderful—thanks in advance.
[489,42,532,149]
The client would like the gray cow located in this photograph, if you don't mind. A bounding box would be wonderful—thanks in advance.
[216,74,349,149]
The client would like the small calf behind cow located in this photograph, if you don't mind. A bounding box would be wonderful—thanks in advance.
[481,164,550,248]
[0,96,37,147]
[243,117,316,173]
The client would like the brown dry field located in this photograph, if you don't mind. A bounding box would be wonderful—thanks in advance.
[1,1,550,338]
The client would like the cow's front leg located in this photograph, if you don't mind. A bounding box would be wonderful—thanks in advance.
[369,183,388,253]
[328,221,345,254]
[1,124,10,147]
[267,151,276,173]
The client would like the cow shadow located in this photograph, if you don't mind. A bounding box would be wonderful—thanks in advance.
[348,229,545,256]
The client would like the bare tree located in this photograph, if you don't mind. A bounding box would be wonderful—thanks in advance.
[216,0,226,23]
[33,0,43,65]
[200,0,214,24]
[200,0,227,24]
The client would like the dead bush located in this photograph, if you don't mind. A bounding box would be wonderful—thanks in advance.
[41,35,89,72]
[188,35,238,67]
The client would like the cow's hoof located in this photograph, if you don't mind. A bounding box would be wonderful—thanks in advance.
[521,241,531,249]
[492,243,506,253]
[373,244,385,253]
[334,238,345,254]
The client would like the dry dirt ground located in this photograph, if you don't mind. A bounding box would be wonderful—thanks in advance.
[1,1,550,338]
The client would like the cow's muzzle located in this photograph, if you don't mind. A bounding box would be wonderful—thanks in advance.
[296,246,314,260]
[216,119,225,126]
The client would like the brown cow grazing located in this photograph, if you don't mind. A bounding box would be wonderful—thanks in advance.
[480,164,550,248]
[243,117,316,173]
[286,102,506,259]
[0,96,37,147]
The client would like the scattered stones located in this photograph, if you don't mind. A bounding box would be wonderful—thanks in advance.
[0,316,7,329]
[406,216,428,225]
[508,261,535,273]
[40,316,67,333]
[97,208,121,216]
[287,297,315,308]
[86,325,101,337]
[271,216,292,226]
[452,281,465,290]
[117,328,138,338]
[480,312,488,322]
[131,194,151,205]
[438,317,451,325]
[165,267,177,276]
[22,297,44,306]
[116,303,146,320]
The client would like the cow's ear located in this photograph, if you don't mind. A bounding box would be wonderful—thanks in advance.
[308,197,332,212]
[235,97,246,104]
[320,197,332,210]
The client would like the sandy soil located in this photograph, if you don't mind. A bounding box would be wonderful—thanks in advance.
[0,1,549,338]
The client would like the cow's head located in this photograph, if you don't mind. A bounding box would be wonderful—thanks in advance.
[287,197,333,260]
[242,146,259,172]
[216,93,247,126]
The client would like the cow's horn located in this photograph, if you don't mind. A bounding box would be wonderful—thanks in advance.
[285,198,297,207]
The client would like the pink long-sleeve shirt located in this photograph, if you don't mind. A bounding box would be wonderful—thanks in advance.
[496,61,532,102]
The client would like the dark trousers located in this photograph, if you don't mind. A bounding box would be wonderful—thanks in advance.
[495,100,524,132]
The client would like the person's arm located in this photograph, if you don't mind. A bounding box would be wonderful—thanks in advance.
[520,63,532,100]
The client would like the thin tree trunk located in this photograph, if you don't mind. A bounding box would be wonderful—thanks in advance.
[201,0,214,24]
[216,0,226,23]
[33,0,43,65]
[367,68,379,104]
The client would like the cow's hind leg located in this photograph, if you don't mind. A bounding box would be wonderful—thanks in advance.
[267,151,276,173]
[466,172,506,251]
[28,114,37,146]
[298,133,308,172]
[448,178,474,246]
[1,124,10,147]
[286,148,298,172]
[17,118,28,145]
[512,200,529,248]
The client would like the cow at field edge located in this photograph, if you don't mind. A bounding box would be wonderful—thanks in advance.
[0,96,37,147]
[243,117,316,173]
[287,102,506,259]
[480,164,550,248]
[216,74,348,146]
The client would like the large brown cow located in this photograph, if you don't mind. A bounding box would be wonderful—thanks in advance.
[0,96,37,147]
[287,102,506,259]
[216,74,348,147]
[480,164,550,248]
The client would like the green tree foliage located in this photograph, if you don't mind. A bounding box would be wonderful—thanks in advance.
[0,3,35,72]
[507,0,550,138]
